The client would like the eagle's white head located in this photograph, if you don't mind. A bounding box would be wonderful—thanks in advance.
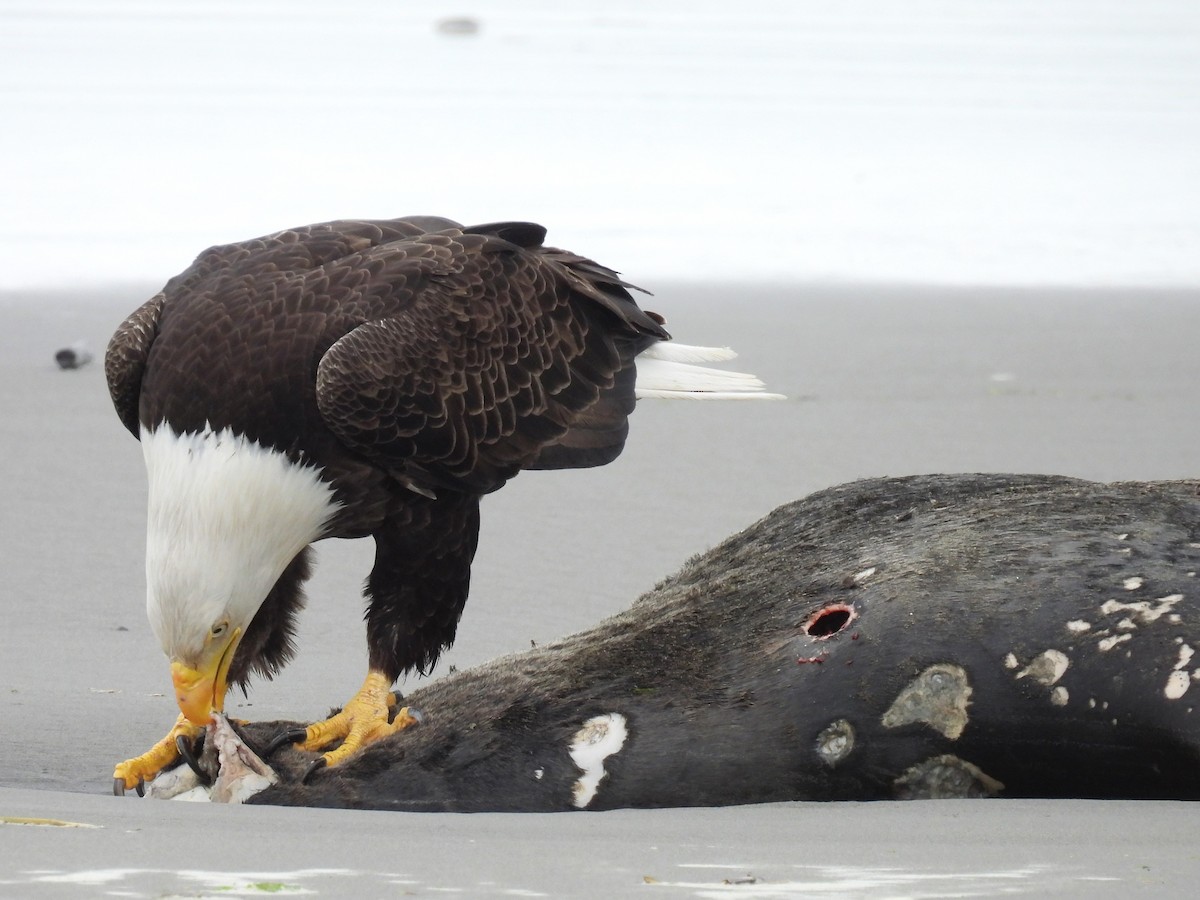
[140,424,340,725]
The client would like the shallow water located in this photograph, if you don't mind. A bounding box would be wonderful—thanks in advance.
[2,1,1198,288]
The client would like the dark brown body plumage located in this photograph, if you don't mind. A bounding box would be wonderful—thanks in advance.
[105,216,669,687]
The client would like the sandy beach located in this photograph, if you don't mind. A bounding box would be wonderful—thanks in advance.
[2,282,1198,896]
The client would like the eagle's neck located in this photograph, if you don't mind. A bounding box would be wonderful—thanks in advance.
[140,423,340,658]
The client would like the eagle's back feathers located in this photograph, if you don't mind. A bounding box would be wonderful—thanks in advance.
[106,216,667,500]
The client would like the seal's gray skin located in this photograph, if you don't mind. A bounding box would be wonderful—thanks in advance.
[148,475,1200,810]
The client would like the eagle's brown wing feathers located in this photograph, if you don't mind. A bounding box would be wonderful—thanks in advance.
[104,218,458,438]
[161,217,450,298]
[105,217,667,493]
[315,225,667,494]
[105,290,168,437]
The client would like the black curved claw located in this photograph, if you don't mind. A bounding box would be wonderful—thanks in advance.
[301,757,327,785]
[115,777,146,797]
[113,776,145,797]
[263,727,309,760]
[406,707,426,727]
[176,733,211,787]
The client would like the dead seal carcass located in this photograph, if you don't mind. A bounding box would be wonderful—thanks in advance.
[144,474,1200,809]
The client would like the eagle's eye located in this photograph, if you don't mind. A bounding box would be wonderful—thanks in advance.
[210,621,229,639]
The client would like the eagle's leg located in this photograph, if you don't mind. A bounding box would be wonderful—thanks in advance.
[297,494,480,772]
[113,713,204,795]
[297,670,421,767]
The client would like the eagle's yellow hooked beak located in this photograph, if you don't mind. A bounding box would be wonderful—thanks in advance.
[171,627,242,726]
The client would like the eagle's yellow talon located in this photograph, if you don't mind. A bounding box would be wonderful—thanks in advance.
[299,671,420,767]
[113,713,204,793]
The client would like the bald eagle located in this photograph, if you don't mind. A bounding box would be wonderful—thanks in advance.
[105,216,779,793]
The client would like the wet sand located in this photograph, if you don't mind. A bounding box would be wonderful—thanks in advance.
[2,283,1199,895]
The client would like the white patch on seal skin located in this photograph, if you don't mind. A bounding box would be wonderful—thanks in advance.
[1066,620,1091,634]
[852,566,877,583]
[1003,653,1019,669]
[1166,671,1190,700]
[815,719,855,768]
[569,713,628,808]
[1015,650,1069,686]
[881,664,971,740]
[1100,594,1184,625]
[1098,633,1132,652]
[1177,644,1196,669]
[1050,686,1069,706]
[1123,576,1144,591]
[1165,644,1196,700]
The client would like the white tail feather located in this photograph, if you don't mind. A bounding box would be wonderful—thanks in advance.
[637,342,739,364]
[635,343,785,400]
